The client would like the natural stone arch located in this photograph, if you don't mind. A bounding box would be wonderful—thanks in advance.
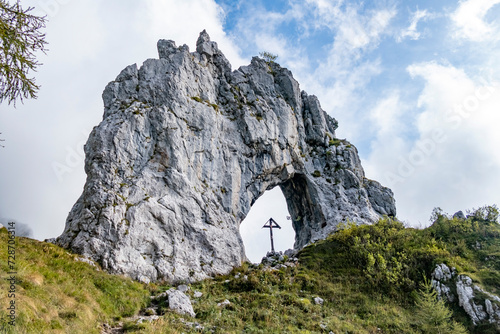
[240,186,294,262]
[56,31,396,283]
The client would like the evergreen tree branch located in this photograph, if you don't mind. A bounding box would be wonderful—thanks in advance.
[0,0,47,106]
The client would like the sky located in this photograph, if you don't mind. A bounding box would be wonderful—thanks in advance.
[0,0,499,263]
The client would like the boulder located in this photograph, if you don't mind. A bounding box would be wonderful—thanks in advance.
[432,263,500,327]
[167,289,195,317]
[314,297,324,305]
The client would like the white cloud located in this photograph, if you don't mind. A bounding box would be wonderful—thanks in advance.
[304,0,396,56]
[369,92,407,139]
[228,0,395,82]
[363,92,410,172]
[230,2,307,59]
[451,0,500,41]
[398,9,430,42]
[316,6,395,104]
[303,59,382,141]
[253,33,288,59]
[217,1,397,145]
[364,62,500,226]
[287,2,397,141]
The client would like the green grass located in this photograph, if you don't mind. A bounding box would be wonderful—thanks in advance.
[0,228,149,333]
[142,213,499,333]
[328,138,341,146]
[1,205,499,333]
[143,264,420,333]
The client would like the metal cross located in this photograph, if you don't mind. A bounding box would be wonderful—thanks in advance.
[262,218,281,253]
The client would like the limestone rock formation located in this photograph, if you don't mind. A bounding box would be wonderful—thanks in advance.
[56,30,396,283]
[432,263,500,327]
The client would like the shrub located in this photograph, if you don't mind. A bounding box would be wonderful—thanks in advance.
[259,51,278,63]
[414,279,468,334]
[469,205,499,222]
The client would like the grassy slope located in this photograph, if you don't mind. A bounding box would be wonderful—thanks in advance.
[0,208,499,333]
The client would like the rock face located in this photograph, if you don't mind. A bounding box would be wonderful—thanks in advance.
[167,289,196,317]
[432,263,500,327]
[56,31,396,283]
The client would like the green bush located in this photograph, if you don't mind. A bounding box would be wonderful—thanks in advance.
[259,51,278,63]
[300,218,453,298]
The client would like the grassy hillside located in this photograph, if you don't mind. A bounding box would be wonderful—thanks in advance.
[0,205,499,333]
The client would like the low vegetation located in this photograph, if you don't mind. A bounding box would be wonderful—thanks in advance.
[0,205,498,333]
[259,51,278,63]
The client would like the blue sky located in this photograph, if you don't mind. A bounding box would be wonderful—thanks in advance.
[1,0,499,262]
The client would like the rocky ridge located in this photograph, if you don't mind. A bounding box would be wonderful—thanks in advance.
[432,263,500,327]
[56,30,396,283]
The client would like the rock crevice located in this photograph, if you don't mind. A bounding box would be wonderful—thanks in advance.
[56,31,396,283]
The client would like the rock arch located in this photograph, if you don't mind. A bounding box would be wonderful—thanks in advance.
[56,31,396,283]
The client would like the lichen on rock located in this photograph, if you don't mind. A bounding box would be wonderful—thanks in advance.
[56,30,396,283]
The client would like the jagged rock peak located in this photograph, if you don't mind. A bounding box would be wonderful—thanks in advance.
[56,31,396,283]
[196,29,211,46]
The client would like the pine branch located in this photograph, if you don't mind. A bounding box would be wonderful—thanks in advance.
[0,0,47,106]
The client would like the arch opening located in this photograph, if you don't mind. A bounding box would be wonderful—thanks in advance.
[240,187,295,263]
